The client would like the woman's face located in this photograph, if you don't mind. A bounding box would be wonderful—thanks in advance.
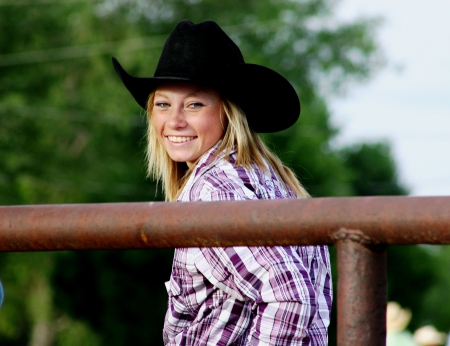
[152,82,225,168]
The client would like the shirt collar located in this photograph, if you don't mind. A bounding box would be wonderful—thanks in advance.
[180,140,236,197]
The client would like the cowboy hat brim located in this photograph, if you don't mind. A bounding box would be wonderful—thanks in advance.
[112,56,300,133]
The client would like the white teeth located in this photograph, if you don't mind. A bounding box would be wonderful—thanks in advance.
[167,136,196,143]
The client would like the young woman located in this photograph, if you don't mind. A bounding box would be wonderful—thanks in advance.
[113,20,332,346]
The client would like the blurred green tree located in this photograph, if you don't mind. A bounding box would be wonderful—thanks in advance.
[339,142,408,196]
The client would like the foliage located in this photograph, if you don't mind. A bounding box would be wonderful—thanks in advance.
[386,245,442,332]
[339,142,409,196]
[0,1,437,346]
[52,250,173,346]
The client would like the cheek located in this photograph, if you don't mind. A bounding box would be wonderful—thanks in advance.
[214,119,225,139]
[151,115,164,139]
[207,105,225,138]
[198,117,223,143]
[212,114,225,138]
[150,124,166,150]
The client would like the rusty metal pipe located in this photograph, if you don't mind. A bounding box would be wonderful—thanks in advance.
[1,196,450,252]
[337,232,387,346]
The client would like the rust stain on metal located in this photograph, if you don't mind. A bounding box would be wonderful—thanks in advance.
[140,229,149,244]
[333,228,373,245]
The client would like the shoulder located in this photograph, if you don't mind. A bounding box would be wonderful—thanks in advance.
[178,146,298,202]
[187,159,259,201]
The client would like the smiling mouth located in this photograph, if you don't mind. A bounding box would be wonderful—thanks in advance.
[166,136,197,143]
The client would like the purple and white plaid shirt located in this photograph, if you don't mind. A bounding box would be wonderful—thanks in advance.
[163,143,333,346]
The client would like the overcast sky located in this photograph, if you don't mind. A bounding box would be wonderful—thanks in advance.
[331,1,450,196]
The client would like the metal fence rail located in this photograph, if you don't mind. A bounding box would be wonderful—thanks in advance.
[1,196,450,345]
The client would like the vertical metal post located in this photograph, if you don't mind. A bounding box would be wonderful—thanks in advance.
[336,232,387,346]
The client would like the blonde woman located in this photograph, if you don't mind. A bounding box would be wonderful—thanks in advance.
[113,20,332,346]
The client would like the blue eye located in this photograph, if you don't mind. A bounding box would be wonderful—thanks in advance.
[190,103,203,108]
[155,102,169,107]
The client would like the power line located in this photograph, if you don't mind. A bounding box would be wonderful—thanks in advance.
[0,20,282,67]
[0,36,167,66]
[0,103,145,127]
[0,0,98,6]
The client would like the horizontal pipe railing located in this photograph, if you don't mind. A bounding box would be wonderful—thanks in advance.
[1,196,450,252]
[1,196,450,346]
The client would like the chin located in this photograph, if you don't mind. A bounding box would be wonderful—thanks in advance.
[169,155,190,163]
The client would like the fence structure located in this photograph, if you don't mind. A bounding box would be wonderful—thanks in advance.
[1,196,450,345]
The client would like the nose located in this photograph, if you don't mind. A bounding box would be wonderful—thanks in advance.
[167,106,187,129]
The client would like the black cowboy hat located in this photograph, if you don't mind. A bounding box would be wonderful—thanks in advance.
[112,20,300,133]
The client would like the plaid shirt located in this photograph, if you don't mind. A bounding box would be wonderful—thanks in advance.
[163,143,333,346]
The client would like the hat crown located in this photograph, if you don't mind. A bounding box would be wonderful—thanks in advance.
[155,20,245,78]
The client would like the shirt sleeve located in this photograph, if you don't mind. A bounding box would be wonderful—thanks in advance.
[194,188,332,346]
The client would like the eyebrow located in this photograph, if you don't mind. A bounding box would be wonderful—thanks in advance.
[154,90,207,98]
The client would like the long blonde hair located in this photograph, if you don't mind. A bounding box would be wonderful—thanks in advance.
[146,91,309,201]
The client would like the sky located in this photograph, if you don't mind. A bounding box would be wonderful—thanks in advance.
[331,1,450,196]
